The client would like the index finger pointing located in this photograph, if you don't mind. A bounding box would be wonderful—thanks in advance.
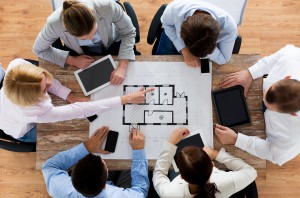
[142,88,155,94]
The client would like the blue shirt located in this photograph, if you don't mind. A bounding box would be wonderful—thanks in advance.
[77,32,103,53]
[42,143,149,198]
[161,0,237,65]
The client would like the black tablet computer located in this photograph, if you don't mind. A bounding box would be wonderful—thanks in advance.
[212,85,251,127]
[176,134,204,152]
[74,55,116,96]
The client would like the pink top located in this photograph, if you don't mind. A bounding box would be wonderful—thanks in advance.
[0,59,121,138]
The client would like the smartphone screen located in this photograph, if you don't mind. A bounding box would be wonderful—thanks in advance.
[87,114,98,122]
[104,130,119,152]
[201,59,210,73]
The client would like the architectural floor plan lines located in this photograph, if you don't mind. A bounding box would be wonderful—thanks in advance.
[123,85,188,125]
[90,61,213,159]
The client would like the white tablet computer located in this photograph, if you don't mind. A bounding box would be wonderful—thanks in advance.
[74,55,116,96]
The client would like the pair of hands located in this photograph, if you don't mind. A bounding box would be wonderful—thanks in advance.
[214,69,254,144]
[66,55,128,85]
[168,128,219,160]
[84,126,145,154]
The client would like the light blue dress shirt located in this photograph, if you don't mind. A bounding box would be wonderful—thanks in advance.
[77,31,103,53]
[42,143,149,198]
[161,0,237,65]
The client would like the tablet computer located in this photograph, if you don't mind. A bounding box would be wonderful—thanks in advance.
[212,85,251,127]
[74,55,116,96]
[176,133,204,152]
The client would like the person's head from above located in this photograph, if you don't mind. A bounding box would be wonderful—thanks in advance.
[62,0,97,40]
[3,64,53,107]
[175,146,217,198]
[181,12,220,58]
[71,154,108,197]
[264,78,300,114]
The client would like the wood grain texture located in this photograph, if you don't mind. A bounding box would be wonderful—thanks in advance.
[1,0,300,198]
[36,55,267,197]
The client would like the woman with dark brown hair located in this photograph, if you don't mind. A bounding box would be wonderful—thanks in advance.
[33,0,136,85]
[153,128,257,198]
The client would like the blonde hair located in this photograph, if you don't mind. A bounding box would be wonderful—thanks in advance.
[62,0,96,37]
[3,64,53,107]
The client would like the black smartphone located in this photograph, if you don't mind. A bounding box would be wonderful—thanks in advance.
[87,114,98,122]
[104,130,119,152]
[201,59,210,73]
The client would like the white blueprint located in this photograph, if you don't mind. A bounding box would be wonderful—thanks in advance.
[90,61,213,159]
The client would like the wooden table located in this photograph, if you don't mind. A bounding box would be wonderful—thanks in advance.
[36,55,265,180]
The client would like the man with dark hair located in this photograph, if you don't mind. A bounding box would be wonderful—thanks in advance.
[215,45,300,166]
[156,0,237,67]
[42,126,149,197]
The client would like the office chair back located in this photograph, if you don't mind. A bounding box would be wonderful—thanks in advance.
[147,4,167,55]
[0,65,4,89]
[197,0,248,26]
[0,61,36,152]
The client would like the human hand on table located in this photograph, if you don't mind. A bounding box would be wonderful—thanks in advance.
[168,128,190,145]
[219,70,253,97]
[66,92,90,103]
[84,126,110,154]
[110,59,128,85]
[129,128,145,150]
[214,124,237,145]
[181,48,201,67]
[66,55,95,69]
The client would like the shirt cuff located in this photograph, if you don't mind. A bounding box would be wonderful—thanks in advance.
[132,149,146,160]
[60,86,72,100]
[173,39,185,52]
[235,133,250,151]
[248,64,263,80]
[215,148,229,163]
[164,141,177,156]
[78,143,90,156]
[112,97,122,108]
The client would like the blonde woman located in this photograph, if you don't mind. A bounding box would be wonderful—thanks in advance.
[0,58,152,142]
[33,0,136,85]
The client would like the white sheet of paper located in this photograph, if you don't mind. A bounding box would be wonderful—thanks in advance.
[90,61,213,159]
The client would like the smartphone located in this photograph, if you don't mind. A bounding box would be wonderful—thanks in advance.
[104,130,119,152]
[87,114,98,122]
[201,59,210,73]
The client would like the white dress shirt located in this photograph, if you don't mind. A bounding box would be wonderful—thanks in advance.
[153,142,257,198]
[161,0,237,65]
[0,58,122,139]
[235,45,300,166]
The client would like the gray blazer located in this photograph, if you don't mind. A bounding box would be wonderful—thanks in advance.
[33,0,136,68]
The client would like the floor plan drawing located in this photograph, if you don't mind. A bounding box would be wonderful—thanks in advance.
[90,61,213,160]
[123,85,188,126]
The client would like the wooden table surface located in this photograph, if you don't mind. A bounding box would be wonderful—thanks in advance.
[36,55,265,180]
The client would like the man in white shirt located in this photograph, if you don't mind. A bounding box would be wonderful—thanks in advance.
[215,45,300,166]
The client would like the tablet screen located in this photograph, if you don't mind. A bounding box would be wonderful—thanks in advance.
[74,55,116,96]
[78,58,114,92]
[213,86,251,127]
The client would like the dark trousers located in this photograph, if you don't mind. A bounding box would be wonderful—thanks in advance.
[156,30,180,55]
[107,170,132,188]
[52,39,140,57]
